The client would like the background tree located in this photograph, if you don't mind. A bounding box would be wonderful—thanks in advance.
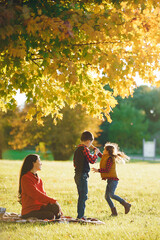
[0,111,12,159]
[98,86,160,154]
[9,104,101,160]
[0,0,160,123]
[108,102,149,151]
[132,86,160,153]
[133,86,160,123]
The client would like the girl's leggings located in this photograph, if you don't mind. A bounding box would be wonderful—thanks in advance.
[105,179,124,209]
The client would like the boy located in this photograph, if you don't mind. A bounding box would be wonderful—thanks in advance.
[73,131,99,219]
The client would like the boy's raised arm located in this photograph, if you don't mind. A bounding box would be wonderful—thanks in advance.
[83,146,98,164]
[91,145,103,158]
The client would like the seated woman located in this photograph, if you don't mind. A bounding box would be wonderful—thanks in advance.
[18,154,62,219]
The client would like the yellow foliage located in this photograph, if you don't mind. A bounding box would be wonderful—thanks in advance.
[155,80,160,87]
[0,1,160,123]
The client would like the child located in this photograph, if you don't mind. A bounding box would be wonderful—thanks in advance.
[92,142,131,216]
[73,131,99,219]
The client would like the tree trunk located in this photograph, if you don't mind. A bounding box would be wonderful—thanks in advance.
[0,148,2,160]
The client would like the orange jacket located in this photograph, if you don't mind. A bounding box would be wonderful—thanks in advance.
[100,154,118,180]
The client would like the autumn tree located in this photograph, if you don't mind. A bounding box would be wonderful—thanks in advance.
[0,0,160,123]
[9,104,101,160]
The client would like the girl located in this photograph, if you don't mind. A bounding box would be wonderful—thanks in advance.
[18,154,62,219]
[92,142,131,216]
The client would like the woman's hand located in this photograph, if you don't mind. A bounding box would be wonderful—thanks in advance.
[92,168,99,173]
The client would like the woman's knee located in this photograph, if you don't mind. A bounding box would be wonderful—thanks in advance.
[38,211,54,220]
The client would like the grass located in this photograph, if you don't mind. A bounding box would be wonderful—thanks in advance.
[0,160,160,240]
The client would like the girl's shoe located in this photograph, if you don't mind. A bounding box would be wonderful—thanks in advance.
[110,207,118,216]
[121,201,131,214]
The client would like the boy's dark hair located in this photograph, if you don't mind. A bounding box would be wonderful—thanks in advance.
[81,131,94,141]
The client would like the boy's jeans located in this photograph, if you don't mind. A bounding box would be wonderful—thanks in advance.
[74,173,88,219]
[105,179,124,209]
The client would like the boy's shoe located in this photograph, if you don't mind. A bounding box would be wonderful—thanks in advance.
[0,207,6,218]
[76,216,98,221]
[76,216,87,221]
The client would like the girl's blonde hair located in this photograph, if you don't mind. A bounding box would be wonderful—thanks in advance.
[104,142,130,163]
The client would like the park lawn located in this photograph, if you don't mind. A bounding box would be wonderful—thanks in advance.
[0,160,160,240]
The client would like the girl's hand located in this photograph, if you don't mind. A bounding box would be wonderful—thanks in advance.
[92,168,99,173]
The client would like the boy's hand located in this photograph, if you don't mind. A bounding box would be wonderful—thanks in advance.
[90,144,95,149]
[94,148,100,155]
[92,168,99,173]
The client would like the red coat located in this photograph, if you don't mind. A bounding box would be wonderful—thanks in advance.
[21,171,56,215]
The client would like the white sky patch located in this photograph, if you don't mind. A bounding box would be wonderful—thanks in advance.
[134,73,147,86]
[15,89,27,107]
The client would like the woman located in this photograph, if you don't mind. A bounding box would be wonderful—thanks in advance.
[18,154,62,219]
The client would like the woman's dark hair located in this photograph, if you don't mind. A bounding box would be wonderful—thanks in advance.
[18,154,39,204]
[81,131,94,141]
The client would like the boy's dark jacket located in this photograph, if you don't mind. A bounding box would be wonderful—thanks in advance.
[73,144,98,176]
[74,145,89,175]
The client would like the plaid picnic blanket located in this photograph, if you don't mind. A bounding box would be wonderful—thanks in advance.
[0,212,105,225]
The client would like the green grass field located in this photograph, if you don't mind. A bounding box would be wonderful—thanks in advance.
[0,160,160,240]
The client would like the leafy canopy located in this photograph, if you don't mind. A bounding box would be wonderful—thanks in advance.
[0,0,160,123]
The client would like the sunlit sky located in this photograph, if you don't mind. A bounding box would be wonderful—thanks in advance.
[15,77,148,106]
[15,90,27,106]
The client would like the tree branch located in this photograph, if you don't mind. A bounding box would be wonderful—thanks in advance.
[70,40,124,47]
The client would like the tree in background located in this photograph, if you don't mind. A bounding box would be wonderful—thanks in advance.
[132,86,160,153]
[0,114,5,159]
[0,0,160,123]
[108,102,149,151]
[0,111,12,159]
[133,86,160,124]
[98,86,160,154]
[9,104,101,160]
